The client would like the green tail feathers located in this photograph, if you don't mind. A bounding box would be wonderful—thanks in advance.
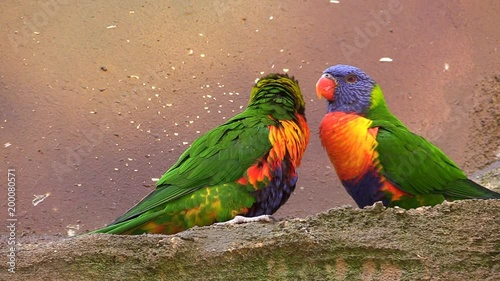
[444,178,500,201]
[87,212,164,235]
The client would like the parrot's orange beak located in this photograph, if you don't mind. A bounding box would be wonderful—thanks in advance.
[316,75,336,101]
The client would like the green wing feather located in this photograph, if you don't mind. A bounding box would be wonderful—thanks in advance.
[110,111,275,225]
[372,120,500,200]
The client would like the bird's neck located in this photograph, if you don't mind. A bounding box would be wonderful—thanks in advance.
[249,92,300,120]
[364,84,405,126]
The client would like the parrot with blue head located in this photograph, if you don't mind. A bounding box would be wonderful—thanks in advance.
[316,64,500,209]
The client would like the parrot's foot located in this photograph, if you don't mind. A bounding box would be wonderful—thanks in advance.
[215,215,276,226]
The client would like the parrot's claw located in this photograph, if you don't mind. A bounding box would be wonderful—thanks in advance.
[215,215,276,226]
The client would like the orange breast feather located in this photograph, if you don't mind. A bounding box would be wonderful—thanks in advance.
[319,112,379,182]
[244,115,309,189]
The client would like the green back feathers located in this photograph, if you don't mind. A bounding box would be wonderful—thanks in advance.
[109,117,272,225]
[365,83,499,201]
[365,84,467,192]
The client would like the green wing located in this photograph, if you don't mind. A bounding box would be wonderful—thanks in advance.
[372,120,477,198]
[110,111,274,224]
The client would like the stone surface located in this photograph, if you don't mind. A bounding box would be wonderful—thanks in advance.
[3,199,499,281]
[474,163,500,193]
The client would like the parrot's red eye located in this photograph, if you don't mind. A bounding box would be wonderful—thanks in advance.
[345,74,358,84]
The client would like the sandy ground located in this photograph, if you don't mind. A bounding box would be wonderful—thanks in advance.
[0,0,499,237]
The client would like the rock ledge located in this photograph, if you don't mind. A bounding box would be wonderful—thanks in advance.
[3,199,499,281]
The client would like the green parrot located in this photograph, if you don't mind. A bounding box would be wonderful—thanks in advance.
[316,64,500,209]
[88,73,310,235]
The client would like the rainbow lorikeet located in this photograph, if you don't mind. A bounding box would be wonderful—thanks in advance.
[316,64,500,209]
[89,73,310,235]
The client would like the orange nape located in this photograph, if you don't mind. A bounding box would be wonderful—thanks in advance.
[316,76,336,101]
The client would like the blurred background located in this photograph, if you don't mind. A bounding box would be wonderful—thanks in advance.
[1,0,499,236]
